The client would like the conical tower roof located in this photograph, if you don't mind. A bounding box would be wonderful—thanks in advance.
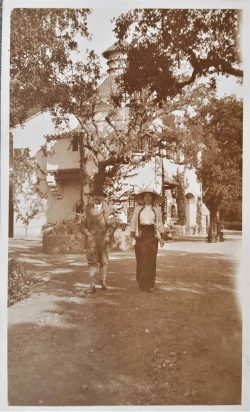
[102,40,129,59]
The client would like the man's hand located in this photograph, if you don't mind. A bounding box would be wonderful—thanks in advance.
[160,239,164,247]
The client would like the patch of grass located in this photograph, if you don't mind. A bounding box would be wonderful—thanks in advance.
[8,258,34,306]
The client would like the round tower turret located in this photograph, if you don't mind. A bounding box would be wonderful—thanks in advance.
[102,40,128,76]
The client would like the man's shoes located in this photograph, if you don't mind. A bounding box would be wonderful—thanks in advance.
[101,281,108,290]
[84,286,96,294]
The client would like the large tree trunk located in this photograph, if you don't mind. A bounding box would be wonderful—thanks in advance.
[79,135,90,214]
[161,163,166,224]
[203,191,222,243]
[207,207,218,243]
[174,170,187,226]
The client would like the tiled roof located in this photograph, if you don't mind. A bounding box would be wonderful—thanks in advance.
[97,75,119,103]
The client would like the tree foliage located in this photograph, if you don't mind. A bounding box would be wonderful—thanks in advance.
[184,96,242,241]
[10,8,93,127]
[114,9,242,100]
[10,8,136,206]
[45,84,135,200]
[173,170,188,226]
[10,8,243,234]
[188,96,242,205]
[11,147,46,236]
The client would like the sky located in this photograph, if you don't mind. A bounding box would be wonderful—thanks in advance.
[77,8,130,76]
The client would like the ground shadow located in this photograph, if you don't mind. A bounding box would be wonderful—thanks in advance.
[8,238,242,406]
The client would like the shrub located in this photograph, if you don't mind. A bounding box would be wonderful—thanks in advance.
[8,258,33,306]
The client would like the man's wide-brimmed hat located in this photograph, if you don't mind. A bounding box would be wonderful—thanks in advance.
[89,188,107,197]
[134,188,163,205]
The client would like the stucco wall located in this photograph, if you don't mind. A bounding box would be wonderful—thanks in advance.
[47,179,81,223]
[183,168,202,198]
[47,137,80,171]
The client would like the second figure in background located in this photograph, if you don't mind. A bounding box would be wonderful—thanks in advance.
[130,188,165,293]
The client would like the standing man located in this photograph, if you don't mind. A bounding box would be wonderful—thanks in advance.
[83,189,112,294]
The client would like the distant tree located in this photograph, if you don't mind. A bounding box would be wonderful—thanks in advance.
[196,197,203,235]
[114,9,242,100]
[184,96,242,242]
[16,200,44,238]
[173,170,187,227]
[12,148,46,237]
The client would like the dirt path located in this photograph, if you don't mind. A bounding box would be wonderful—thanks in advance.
[8,234,242,406]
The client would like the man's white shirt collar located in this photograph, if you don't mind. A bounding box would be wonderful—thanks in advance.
[93,203,102,212]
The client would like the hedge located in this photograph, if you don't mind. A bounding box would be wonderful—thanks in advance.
[8,258,33,306]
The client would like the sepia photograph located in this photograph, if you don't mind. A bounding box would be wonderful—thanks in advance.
[1,0,249,409]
